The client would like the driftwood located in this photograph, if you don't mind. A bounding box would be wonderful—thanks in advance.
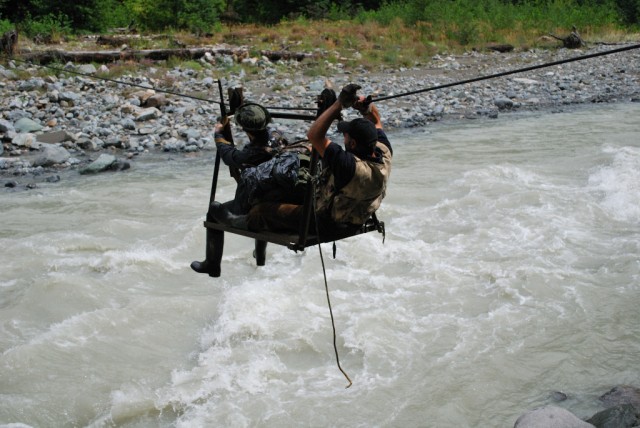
[108,20,137,34]
[96,35,134,47]
[19,47,316,65]
[1,29,18,57]
[96,34,187,48]
[486,43,514,53]
[550,26,585,49]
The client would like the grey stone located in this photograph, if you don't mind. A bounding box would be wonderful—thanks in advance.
[587,404,639,428]
[104,135,123,148]
[14,117,43,133]
[138,127,155,135]
[18,79,45,92]
[599,386,640,408]
[59,91,81,103]
[6,110,28,122]
[514,406,594,428]
[32,144,71,167]
[77,139,99,151]
[494,97,514,110]
[12,133,40,149]
[121,118,137,130]
[135,107,161,121]
[79,154,117,174]
[48,90,60,102]
[145,94,167,108]
[76,64,97,75]
[550,391,568,402]
[0,68,17,79]
[0,119,14,133]
[36,131,74,144]
[309,79,326,92]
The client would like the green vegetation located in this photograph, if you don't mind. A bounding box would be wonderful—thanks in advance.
[1,0,638,36]
[0,0,638,73]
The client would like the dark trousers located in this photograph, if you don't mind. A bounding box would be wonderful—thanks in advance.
[246,202,360,236]
[247,202,304,233]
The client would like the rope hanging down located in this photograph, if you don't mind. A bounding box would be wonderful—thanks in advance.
[312,195,353,388]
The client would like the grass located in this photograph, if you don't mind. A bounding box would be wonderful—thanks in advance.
[6,17,639,83]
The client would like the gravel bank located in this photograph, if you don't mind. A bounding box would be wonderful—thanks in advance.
[1,43,639,189]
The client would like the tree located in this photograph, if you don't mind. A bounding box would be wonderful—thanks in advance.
[616,0,640,24]
[132,0,224,31]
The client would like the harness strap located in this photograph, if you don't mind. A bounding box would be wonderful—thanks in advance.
[371,212,385,244]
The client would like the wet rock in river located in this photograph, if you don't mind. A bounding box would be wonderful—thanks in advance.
[494,97,514,110]
[514,405,594,428]
[586,404,639,428]
[79,153,117,174]
[599,385,640,408]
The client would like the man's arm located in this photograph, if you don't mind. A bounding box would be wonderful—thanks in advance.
[355,100,383,130]
[306,100,342,157]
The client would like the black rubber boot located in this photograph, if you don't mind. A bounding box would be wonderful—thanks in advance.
[190,228,223,277]
[190,259,211,273]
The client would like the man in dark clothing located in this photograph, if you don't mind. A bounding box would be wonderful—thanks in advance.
[215,103,284,169]
[213,83,393,234]
[190,102,285,274]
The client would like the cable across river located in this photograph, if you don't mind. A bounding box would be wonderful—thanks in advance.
[5,43,640,113]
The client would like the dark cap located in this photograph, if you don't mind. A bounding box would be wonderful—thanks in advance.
[235,103,271,132]
[337,118,378,148]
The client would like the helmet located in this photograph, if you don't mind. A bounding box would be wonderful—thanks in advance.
[234,103,271,132]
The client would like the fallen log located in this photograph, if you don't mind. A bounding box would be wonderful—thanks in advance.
[94,34,178,47]
[486,43,514,53]
[18,47,316,65]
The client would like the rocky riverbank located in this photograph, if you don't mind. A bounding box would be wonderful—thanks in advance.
[1,43,639,191]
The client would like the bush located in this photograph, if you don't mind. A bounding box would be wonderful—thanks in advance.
[0,18,13,34]
[22,12,71,42]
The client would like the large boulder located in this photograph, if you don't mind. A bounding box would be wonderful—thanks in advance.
[587,404,639,428]
[514,405,594,428]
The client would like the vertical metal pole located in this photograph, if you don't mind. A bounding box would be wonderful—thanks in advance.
[296,150,319,249]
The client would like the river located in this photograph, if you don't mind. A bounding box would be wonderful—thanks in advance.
[1,103,639,427]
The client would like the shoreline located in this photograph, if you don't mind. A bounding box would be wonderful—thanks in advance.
[1,43,639,190]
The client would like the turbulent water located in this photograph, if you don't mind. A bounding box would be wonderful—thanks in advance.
[1,103,639,427]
